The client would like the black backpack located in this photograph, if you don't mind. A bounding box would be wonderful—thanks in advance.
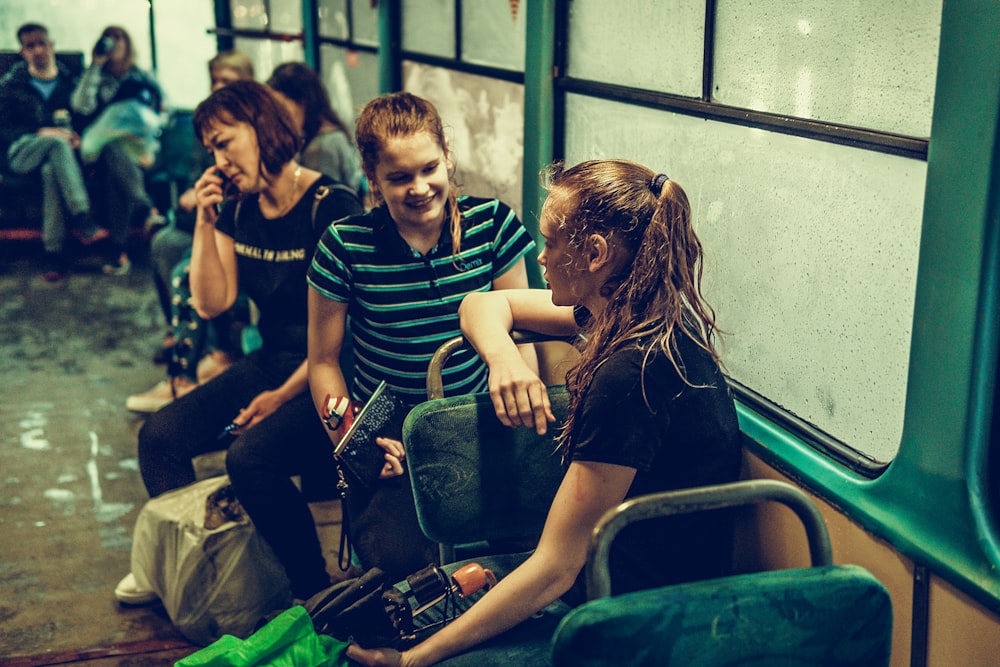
[303,567,415,649]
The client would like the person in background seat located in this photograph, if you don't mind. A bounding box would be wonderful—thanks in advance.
[0,22,108,281]
[71,25,164,276]
[266,62,365,196]
[127,51,256,414]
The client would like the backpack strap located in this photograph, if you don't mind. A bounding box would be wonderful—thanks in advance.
[231,182,357,234]
[311,183,362,238]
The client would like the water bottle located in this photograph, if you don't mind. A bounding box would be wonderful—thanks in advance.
[94,36,115,56]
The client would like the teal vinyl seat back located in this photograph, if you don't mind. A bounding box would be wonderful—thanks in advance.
[402,386,568,561]
[551,480,893,667]
[405,333,575,563]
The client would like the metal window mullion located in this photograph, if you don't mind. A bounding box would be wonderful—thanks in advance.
[558,77,928,160]
[302,0,320,69]
[455,0,462,61]
[703,0,716,103]
[346,0,354,42]
[398,51,524,84]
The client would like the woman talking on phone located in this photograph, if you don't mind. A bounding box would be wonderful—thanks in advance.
[118,81,363,604]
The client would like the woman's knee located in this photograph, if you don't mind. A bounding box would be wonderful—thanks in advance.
[137,410,174,464]
[224,437,259,484]
[226,429,289,490]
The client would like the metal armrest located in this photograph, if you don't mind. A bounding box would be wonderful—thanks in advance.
[585,479,832,600]
[426,332,580,399]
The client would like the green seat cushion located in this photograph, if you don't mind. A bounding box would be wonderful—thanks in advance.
[551,564,892,667]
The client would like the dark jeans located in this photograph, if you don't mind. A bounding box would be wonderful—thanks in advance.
[92,140,153,253]
[138,351,336,599]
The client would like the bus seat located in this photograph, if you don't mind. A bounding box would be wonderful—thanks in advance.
[551,480,893,667]
[407,333,576,563]
[144,109,196,212]
[403,386,568,564]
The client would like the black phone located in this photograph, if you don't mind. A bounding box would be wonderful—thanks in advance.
[213,170,229,215]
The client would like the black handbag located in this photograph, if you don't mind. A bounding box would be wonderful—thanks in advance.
[305,563,481,649]
[333,383,439,580]
[304,567,415,649]
[334,381,407,489]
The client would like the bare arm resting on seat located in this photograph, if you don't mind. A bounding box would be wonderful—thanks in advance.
[460,289,578,435]
[347,458,637,667]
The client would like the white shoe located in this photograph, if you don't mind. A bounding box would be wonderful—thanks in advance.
[126,378,197,413]
[114,572,158,605]
[196,350,234,384]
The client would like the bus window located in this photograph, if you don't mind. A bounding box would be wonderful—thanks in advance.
[560,0,942,467]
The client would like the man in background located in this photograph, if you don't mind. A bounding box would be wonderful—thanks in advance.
[0,22,107,280]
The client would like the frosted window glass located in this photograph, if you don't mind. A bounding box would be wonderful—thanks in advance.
[402,0,454,58]
[235,37,304,82]
[318,0,349,39]
[565,95,924,463]
[268,0,303,33]
[713,0,941,137]
[351,0,380,46]
[321,44,380,126]
[404,62,524,216]
[462,1,526,71]
[231,0,269,29]
[567,0,703,97]
[154,0,218,109]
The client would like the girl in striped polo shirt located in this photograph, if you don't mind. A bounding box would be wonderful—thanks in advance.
[307,92,537,579]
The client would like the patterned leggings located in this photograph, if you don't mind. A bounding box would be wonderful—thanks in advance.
[167,249,249,382]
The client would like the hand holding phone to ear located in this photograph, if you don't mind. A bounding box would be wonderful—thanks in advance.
[195,166,228,224]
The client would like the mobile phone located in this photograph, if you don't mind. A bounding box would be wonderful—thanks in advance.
[217,421,240,439]
[214,170,229,215]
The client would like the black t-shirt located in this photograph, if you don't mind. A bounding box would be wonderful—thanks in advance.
[215,176,362,360]
[564,333,742,604]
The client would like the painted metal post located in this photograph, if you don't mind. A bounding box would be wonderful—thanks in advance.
[213,0,234,52]
[521,0,555,287]
[378,0,402,93]
[302,0,320,70]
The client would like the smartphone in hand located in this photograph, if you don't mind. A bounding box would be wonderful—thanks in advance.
[213,170,230,215]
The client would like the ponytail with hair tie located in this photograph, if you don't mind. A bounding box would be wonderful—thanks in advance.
[649,173,669,196]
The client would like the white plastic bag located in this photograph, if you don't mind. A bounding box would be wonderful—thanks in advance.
[131,475,293,645]
[80,98,162,166]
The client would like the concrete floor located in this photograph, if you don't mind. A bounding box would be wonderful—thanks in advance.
[0,250,345,666]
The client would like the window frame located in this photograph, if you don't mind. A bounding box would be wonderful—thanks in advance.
[550,0,933,477]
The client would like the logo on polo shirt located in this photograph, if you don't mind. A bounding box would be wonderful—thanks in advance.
[454,257,484,272]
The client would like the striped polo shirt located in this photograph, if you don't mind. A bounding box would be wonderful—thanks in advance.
[307,196,536,403]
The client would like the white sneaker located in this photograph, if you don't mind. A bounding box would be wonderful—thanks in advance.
[196,350,234,384]
[125,378,197,413]
[114,572,158,605]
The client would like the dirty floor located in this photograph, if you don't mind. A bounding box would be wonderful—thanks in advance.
[0,251,344,666]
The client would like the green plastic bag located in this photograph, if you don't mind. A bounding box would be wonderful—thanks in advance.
[174,606,350,667]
